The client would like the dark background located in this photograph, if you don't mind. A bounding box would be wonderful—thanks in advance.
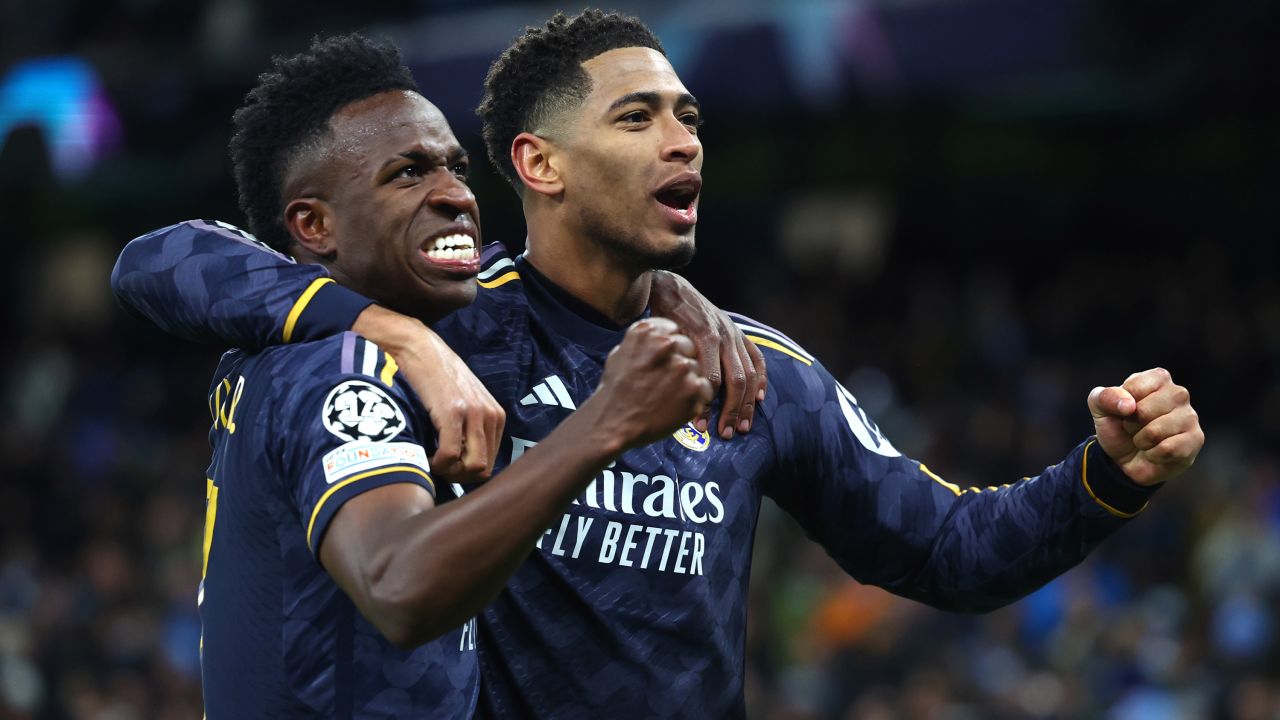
[0,0,1276,717]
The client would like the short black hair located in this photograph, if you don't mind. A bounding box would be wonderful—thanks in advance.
[477,9,665,192]
[229,33,420,252]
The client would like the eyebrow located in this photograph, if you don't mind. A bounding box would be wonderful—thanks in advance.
[379,147,469,171]
[606,91,701,114]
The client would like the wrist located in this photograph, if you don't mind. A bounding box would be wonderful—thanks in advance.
[1081,437,1160,517]
[566,394,630,460]
[352,305,432,358]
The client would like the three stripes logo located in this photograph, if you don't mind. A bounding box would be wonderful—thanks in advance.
[520,375,576,410]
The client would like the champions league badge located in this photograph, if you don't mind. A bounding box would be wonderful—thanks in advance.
[322,379,406,443]
[672,422,711,452]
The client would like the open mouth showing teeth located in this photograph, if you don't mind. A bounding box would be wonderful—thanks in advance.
[424,233,476,261]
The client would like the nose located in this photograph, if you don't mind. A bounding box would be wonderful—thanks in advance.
[426,170,478,218]
[660,117,700,164]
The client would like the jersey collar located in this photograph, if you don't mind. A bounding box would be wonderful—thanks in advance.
[515,254,650,354]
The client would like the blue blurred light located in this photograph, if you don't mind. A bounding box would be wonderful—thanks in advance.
[0,56,121,181]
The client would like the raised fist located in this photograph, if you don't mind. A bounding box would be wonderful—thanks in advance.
[1088,368,1204,486]
[593,318,715,451]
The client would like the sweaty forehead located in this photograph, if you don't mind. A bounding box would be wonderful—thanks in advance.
[326,90,458,158]
[581,47,687,104]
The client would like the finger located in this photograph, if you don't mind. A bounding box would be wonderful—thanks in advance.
[1121,367,1172,402]
[1131,408,1198,451]
[670,332,698,360]
[734,357,758,435]
[691,334,720,434]
[746,334,768,404]
[1088,386,1136,419]
[1121,418,1143,437]
[717,330,748,440]
[722,313,760,435]
[1134,382,1191,425]
[634,316,680,336]
[459,406,491,480]
[683,366,715,418]
[430,404,465,477]
[696,376,715,411]
[1145,431,1202,467]
[483,404,506,480]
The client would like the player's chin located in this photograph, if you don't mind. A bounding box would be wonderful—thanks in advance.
[646,234,696,271]
[404,277,478,323]
[428,277,478,311]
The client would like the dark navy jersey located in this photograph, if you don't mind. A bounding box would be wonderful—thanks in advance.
[113,221,1158,719]
[112,219,374,349]
[199,333,478,718]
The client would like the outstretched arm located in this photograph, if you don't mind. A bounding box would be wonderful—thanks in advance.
[761,350,1202,612]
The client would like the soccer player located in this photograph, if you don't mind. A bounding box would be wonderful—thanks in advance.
[147,35,721,717]
[113,11,1204,719]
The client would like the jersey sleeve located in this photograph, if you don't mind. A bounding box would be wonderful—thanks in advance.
[110,219,374,350]
[275,334,436,556]
[749,326,1159,613]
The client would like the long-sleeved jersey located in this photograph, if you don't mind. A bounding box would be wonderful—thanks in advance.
[199,333,478,718]
[112,220,1158,719]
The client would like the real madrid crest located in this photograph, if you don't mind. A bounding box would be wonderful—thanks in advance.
[672,422,710,452]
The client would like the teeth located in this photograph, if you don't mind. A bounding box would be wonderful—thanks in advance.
[425,233,476,260]
[430,233,475,252]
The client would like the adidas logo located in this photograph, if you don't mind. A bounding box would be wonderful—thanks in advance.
[520,375,576,410]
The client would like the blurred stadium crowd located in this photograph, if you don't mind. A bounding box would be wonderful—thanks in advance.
[1,0,1277,718]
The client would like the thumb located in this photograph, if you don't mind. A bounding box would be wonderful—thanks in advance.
[1088,386,1139,461]
[1088,386,1136,420]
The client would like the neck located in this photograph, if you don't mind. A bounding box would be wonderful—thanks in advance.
[524,221,651,327]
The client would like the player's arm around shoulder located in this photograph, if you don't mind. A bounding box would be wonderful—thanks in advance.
[111,219,374,348]
[112,219,505,484]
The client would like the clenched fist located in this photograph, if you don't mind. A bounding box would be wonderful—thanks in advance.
[1088,368,1204,486]
[592,318,715,451]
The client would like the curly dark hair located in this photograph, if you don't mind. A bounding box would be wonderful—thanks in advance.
[229,34,420,252]
[477,9,665,192]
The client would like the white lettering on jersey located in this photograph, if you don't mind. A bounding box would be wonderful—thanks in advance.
[593,520,706,576]
[512,439,720,577]
[458,617,477,652]
[835,382,901,457]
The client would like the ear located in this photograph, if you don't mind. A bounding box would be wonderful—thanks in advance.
[283,197,337,258]
[511,132,564,198]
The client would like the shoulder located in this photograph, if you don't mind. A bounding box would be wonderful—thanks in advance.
[727,313,817,369]
[249,333,425,444]
[438,242,529,345]
[725,312,836,424]
[728,313,904,460]
[253,332,411,405]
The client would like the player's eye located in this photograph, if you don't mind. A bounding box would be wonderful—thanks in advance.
[620,110,649,125]
[394,165,422,180]
[450,162,469,180]
[679,112,703,132]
